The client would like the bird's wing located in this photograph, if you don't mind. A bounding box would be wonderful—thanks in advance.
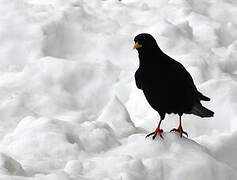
[169,61,199,95]
[197,91,210,101]
[169,60,211,101]
[135,69,142,89]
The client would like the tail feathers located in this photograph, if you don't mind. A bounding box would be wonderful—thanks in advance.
[198,92,210,101]
[190,103,214,118]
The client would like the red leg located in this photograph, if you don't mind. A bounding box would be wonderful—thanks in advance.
[170,116,188,138]
[146,119,164,139]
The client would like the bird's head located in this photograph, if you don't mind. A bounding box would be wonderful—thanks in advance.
[133,33,159,52]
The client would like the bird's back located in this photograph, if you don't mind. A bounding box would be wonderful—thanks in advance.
[136,54,198,115]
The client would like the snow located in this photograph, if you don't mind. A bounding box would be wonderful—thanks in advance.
[0,0,236,179]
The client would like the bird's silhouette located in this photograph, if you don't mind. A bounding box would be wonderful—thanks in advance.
[133,33,214,139]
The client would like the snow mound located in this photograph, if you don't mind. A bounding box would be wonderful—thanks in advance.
[0,153,25,176]
[198,131,237,171]
[79,120,120,153]
[98,96,137,138]
[1,116,82,173]
[82,133,237,180]
[1,115,121,173]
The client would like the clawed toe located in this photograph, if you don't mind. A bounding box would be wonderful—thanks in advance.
[146,129,163,139]
[182,131,188,137]
[170,128,188,138]
[145,132,154,138]
[151,133,163,140]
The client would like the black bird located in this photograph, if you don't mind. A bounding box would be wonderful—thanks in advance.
[133,33,214,139]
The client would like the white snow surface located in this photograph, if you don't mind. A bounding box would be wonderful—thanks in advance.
[0,0,236,179]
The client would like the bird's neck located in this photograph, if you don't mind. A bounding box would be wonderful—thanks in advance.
[138,49,166,69]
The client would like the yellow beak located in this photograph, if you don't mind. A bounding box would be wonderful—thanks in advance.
[133,42,142,49]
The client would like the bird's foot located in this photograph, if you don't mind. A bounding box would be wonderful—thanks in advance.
[170,126,188,138]
[146,128,164,140]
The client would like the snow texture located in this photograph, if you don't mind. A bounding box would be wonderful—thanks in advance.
[0,0,236,179]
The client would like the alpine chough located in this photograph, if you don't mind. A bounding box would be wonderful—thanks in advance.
[133,33,214,139]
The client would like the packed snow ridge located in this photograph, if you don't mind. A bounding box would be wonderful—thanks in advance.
[0,0,237,179]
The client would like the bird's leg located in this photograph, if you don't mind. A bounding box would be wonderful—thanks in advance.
[146,119,164,139]
[170,116,188,138]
